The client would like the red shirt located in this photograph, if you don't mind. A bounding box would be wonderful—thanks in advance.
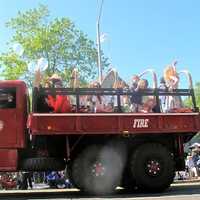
[47,95,71,113]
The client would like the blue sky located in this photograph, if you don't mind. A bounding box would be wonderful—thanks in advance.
[0,0,200,87]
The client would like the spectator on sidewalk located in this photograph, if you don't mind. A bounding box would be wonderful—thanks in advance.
[192,148,200,176]
[19,172,33,189]
[185,155,198,179]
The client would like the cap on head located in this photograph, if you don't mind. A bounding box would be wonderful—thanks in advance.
[49,74,62,83]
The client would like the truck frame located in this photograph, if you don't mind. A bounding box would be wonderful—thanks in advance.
[0,70,199,194]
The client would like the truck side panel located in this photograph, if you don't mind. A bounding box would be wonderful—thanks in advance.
[0,149,18,171]
[29,113,200,135]
[0,109,17,147]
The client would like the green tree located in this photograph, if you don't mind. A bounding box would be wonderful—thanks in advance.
[0,4,109,86]
[184,82,200,108]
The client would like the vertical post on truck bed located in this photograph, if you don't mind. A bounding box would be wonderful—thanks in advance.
[191,88,198,111]
[32,87,38,112]
[75,88,80,113]
[117,89,122,113]
[179,70,198,112]
[154,88,161,113]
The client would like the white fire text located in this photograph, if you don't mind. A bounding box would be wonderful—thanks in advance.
[133,119,149,128]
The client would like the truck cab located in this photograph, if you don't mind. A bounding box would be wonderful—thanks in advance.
[0,80,28,171]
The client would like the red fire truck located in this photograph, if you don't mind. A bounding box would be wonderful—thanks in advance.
[0,70,199,194]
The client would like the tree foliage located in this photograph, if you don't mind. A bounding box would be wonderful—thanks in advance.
[184,82,200,108]
[193,82,200,108]
[0,4,108,86]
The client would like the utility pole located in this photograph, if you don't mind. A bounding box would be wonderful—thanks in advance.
[96,0,104,84]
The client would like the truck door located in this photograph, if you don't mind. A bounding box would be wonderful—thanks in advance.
[0,87,17,148]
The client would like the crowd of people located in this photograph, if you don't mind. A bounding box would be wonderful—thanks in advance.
[0,170,73,190]
[34,61,191,114]
[176,143,200,180]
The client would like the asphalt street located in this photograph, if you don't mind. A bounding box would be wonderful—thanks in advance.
[0,182,200,200]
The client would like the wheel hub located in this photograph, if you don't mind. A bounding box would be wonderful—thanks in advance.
[146,160,161,176]
[92,162,105,177]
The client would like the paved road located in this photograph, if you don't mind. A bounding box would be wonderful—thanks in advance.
[1,182,200,200]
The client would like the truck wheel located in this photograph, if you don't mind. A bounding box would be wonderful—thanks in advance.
[70,155,84,189]
[80,145,123,195]
[130,143,175,192]
[21,157,65,171]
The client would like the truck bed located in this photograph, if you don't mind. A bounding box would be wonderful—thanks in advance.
[28,112,200,135]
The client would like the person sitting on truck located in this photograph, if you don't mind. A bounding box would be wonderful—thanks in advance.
[159,77,168,112]
[130,78,158,113]
[140,97,157,113]
[87,81,113,112]
[163,62,183,112]
[130,75,140,112]
[130,78,148,112]
[34,70,71,113]
[131,75,140,91]
[47,74,72,113]
[113,80,130,112]
[33,69,54,112]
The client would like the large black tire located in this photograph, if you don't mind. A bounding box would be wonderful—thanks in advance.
[21,157,66,171]
[72,145,123,195]
[70,155,84,189]
[130,143,175,192]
